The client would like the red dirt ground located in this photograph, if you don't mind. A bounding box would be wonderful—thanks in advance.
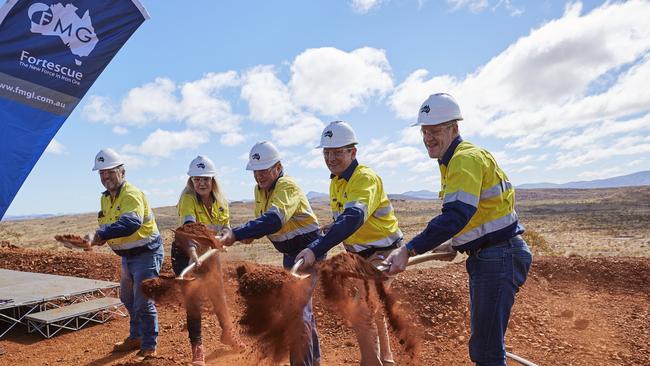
[1,246,649,365]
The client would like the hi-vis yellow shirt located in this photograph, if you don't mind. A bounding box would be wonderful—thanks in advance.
[254,176,319,243]
[440,140,517,249]
[178,193,229,232]
[330,164,402,253]
[406,137,522,254]
[98,182,159,253]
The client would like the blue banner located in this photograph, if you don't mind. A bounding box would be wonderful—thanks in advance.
[0,0,149,219]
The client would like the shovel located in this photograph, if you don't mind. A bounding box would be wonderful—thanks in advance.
[290,251,457,280]
[177,248,221,280]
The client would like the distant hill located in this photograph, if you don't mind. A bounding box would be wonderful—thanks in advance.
[3,213,58,221]
[401,190,438,200]
[306,191,329,204]
[306,191,328,200]
[518,170,650,189]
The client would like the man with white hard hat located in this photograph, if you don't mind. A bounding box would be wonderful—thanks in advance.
[218,141,322,366]
[89,148,164,362]
[384,93,533,366]
[296,121,403,366]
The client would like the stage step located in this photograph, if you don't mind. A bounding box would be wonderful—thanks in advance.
[25,297,124,338]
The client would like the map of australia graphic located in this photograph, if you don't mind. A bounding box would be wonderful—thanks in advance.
[28,3,99,65]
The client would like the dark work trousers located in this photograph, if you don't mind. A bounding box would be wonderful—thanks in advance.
[466,235,532,366]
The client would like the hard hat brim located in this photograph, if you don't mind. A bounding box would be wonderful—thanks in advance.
[246,160,278,171]
[92,163,124,171]
[188,172,216,177]
[412,116,463,127]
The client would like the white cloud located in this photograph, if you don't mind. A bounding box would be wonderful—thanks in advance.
[271,114,324,147]
[116,78,179,125]
[576,166,625,180]
[493,0,523,16]
[240,65,325,147]
[82,96,115,123]
[82,72,242,146]
[292,148,326,169]
[447,0,523,15]
[389,70,458,120]
[220,131,246,146]
[359,139,422,168]
[142,188,177,201]
[241,65,297,125]
[511,165,536,173]
[180,72,241,133]
[290,47,393,115]
[410,160,436,173]
[447,0,488,13]
[548,114,650,150]
[118,152,146,170]
[550,135,650,169]
[350,0,383,14]
[112,126,128,135]
[135,129,210,158]
[491,151,536,166]
[45,139,65,155]
[389,1,650,173]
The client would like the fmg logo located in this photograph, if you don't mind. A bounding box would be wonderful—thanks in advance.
[28,2,99,65]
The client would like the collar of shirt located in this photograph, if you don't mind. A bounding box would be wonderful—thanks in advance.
[330,159,359,181]
[194,191,217,206]
[270,171,284,190]
[102,181,126,198]
[438,136,463,167]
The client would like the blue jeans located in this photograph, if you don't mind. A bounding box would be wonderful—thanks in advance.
[465,235,532,366]
[283,254,321,366]
[120,244,164,350]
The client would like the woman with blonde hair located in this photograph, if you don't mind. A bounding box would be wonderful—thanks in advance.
[172,155,242,366]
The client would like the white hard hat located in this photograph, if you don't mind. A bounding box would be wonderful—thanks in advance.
[246,141,281,171]
[316,121,358,148]
[187,155,217,177]
[92,148,123,171]
[413,93,463,126]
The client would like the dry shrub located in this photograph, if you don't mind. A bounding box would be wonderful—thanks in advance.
[522,229,554,255]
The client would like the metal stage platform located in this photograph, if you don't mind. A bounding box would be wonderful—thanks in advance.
[0,269,123,338]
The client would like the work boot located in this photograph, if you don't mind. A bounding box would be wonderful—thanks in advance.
[112,337,141,352]
[191,342,206,366]
[132,348,156,362]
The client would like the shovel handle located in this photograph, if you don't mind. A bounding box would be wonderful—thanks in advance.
[375,251,456,272]
[291,258,306,277]
[178,248,219,279]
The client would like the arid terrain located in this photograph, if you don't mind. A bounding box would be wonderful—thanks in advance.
[1,186,649,365]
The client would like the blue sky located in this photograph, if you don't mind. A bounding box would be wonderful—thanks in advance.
[6,0,650,216]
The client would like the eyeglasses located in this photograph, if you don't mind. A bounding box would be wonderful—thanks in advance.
[420,125,452,138]
[323,148,353,159]
[254,165,277,175]
[99,167,121,176]
[191,177,212,183]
